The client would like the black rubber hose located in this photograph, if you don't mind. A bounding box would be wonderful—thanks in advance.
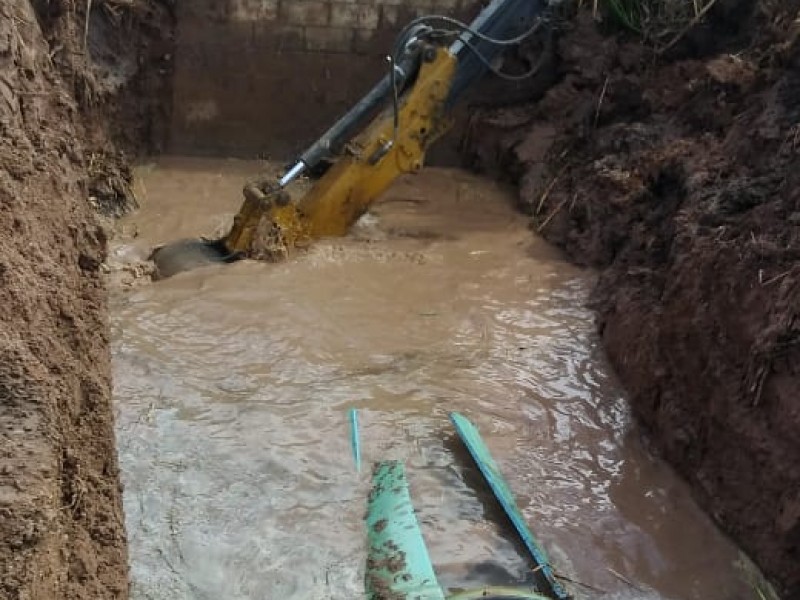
[297,44,423,170]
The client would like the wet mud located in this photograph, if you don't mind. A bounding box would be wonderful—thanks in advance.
[111,158,763,599]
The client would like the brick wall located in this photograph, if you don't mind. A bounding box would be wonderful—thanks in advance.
[170,0,480,159]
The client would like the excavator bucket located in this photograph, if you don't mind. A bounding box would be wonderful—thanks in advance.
[149,238,231,280]
[150,179,298,279]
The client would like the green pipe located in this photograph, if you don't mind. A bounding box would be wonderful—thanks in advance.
[450,413,570,600]
[365,460,445,599]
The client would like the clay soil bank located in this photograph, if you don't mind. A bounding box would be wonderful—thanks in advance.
[0,1,172,598]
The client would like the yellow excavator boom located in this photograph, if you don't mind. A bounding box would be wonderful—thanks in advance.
[222,48,457,260]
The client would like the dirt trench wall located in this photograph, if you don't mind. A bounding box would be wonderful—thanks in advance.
[464,5,800,597]
[0,3,127,598]
[170,0,480,159]
[33,0,175,216]
[0,1,174,598]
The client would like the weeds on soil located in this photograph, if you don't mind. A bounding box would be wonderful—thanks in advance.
[581,0,719,50]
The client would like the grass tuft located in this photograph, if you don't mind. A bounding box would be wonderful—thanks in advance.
[592,0,719,50]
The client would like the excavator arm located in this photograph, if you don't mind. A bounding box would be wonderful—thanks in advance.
[151,0,547,276]
[224,45,458,259]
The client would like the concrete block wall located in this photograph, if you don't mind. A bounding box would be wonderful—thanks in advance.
[170,0,481,159]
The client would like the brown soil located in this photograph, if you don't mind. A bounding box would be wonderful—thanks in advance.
[0,1,173,598]
[34,0,175,216]
[464,2,800,597]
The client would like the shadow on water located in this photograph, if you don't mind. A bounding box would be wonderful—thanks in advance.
[440,432,537,581]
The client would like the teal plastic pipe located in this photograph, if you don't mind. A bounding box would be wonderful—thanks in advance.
[450,413,570,600]
[365,460,445,599]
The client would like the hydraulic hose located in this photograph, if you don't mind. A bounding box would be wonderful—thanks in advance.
[280,30,429,186]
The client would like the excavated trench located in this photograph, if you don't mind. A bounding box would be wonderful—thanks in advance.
[1,1,798,599]
[111,158,763,599]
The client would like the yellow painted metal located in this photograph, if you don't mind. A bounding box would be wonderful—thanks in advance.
[222,47,457,257]
[222,183,284,257]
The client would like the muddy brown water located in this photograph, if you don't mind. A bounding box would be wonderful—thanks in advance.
[111,157,758,600]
